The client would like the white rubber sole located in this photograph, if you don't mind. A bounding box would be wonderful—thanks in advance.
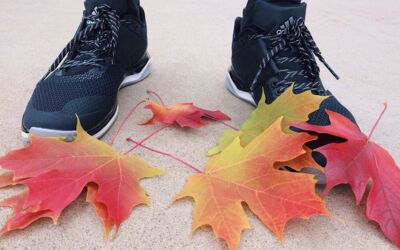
[21,59,152,142]
[225,73,256,106]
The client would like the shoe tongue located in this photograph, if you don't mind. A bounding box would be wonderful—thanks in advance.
[242,0,307,33]
[84,0,131,16]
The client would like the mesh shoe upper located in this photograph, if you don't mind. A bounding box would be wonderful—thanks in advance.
[23,64,125,134]
[23,0,148,135]
[31,66,123,113]
[230,0,357,127]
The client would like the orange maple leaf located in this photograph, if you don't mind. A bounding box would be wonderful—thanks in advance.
[143,99,231,128]
[175,117,328,250]
[0,120,164,238]
[275,147,324,172]
[0,171,14,188]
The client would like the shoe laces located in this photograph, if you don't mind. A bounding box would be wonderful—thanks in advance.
[42,4,120,80]
[249,17,339,95]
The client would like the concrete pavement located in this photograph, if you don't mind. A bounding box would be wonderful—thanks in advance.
[0,0,399,249]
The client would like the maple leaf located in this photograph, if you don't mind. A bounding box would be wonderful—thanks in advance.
[206,129,242,156]
[293,109,400,247]
[275,147,323,172]
[0,192,54,233]
[0,120,164,237]
[86,183,114,239]
[143,99,231,128]
[0,171,15,188]
[175,117,328,250]
[207,86,326,156]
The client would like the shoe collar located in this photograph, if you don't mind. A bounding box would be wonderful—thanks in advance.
[242,0,307,34]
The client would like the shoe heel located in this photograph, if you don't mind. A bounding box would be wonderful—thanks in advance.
[120,58,152,88]
[225,73,256,106]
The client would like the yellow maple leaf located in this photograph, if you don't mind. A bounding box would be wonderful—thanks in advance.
[177,117,328,250]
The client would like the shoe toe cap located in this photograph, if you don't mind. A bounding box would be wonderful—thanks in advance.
[22,95,116,136]
[305,95,356,151]
[308,95,356,126]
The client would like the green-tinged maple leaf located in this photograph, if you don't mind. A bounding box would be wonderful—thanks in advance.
[207,86,327,156]
[0,120,165,238]
[206,129,242,156]
[176,117,328,250]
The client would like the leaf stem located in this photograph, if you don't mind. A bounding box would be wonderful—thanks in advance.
[127,138,203,173]
[368,102,388,140]
[147,90,166,106]
[109,100,146,145]
[124,124,171,155]
[220,121,240,131]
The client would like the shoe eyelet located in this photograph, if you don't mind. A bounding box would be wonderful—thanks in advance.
[268,77,280,88]
[276,29,283,35]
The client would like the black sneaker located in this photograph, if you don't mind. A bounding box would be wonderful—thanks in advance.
[22,0,150,141]
[226,0,356,129]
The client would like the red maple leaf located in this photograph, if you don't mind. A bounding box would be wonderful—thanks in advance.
[0,121,164,238]
[143,99,230,128]
[294,108,400,247]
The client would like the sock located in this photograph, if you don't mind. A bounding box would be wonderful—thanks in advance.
[242,0,306,33]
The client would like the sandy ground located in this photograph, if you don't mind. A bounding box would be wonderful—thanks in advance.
[0,0,399,249]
